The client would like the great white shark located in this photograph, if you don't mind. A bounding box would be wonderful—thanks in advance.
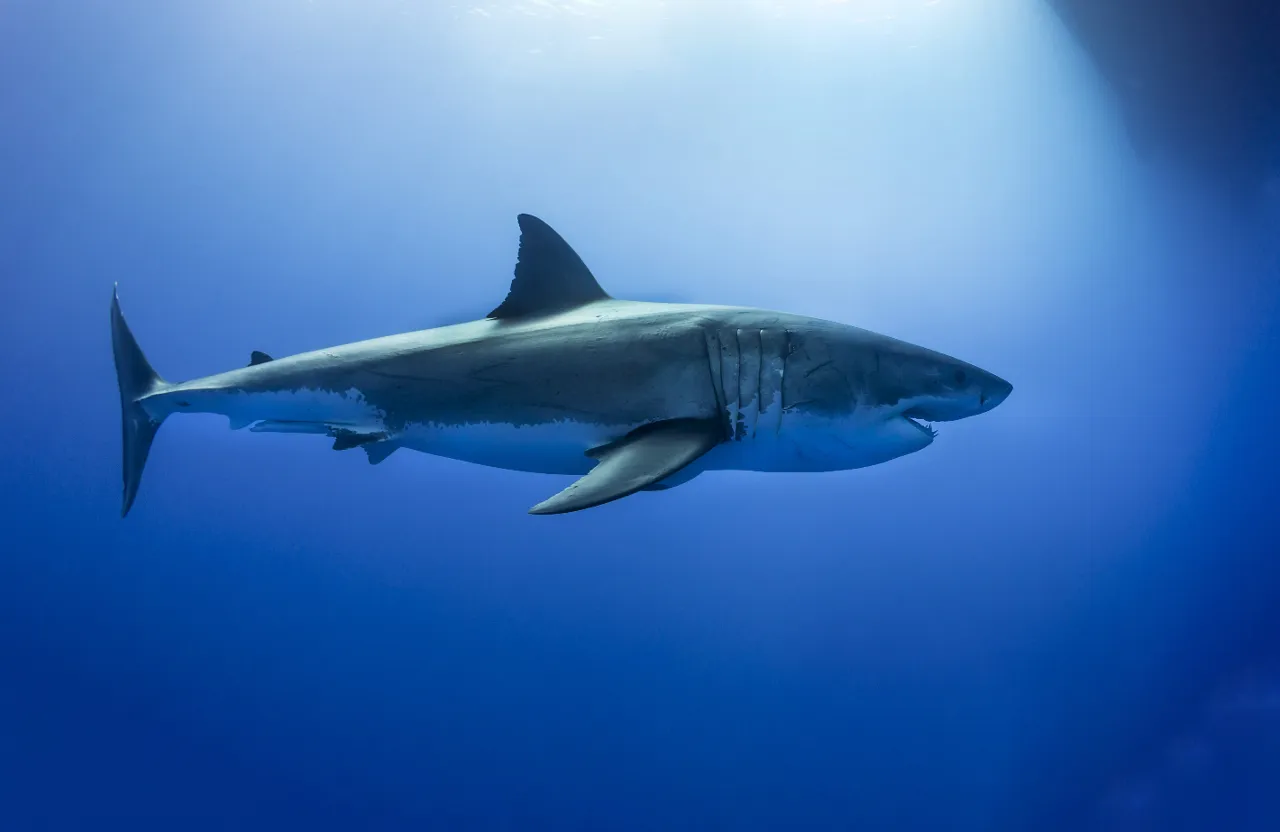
[112,214,1012,517]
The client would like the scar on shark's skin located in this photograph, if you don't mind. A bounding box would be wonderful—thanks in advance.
[804,359,835,378]
[110,213,1013,517]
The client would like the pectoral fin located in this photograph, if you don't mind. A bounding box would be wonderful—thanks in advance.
[528,418,723,515]
[640,466,702,492]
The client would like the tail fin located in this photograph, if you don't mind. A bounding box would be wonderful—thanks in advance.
[111,285,169,517]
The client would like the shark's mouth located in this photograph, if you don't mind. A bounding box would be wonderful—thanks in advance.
[903,413,938,439]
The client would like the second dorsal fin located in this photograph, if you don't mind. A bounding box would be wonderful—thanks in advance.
[487,214,610,320]
[249,350,273,366]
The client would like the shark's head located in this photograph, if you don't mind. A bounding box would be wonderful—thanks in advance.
[780,321,1012,469]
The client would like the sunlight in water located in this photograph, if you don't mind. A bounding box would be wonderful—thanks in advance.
[450,0,953,67]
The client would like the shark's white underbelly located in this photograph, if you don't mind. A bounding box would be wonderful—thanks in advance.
[172,385,382,428]
[203,388,635,476]
[398,419,635,476]
[185,384,916,478]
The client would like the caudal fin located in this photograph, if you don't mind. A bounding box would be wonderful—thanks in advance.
[111,286,169,517]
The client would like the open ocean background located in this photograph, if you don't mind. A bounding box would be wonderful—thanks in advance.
[2,2,1278,829]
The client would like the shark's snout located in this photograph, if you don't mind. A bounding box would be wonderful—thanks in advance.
[900,367,1012,424]
[978,374,1013,413]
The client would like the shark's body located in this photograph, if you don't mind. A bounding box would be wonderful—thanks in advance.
[112,214,1011,516]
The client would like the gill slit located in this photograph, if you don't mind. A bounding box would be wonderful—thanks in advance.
[755,329,766,440]
[702,328,729,440]
[778,329,790,436]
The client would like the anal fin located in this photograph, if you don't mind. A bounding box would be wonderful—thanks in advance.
[364,442,400,465]
[528,417,723,515]
[330,428,387,451]
[246,420,395,457]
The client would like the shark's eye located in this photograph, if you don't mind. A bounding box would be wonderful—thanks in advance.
[953,369,967,385]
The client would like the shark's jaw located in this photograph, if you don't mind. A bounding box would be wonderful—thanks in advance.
[897,391,984,434]
[902,413,939,439]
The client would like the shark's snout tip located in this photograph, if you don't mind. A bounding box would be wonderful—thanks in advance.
[984,377,1013,410]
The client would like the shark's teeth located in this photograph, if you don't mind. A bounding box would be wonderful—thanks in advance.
[905,414,937,438]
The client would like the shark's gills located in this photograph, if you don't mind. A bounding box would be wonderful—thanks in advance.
[705,325,791,443]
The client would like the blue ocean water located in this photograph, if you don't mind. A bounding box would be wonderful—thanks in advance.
[2,2,1278,829]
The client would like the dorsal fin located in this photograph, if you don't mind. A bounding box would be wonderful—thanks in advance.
[249,350,273,366]
[487,214,610,320]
